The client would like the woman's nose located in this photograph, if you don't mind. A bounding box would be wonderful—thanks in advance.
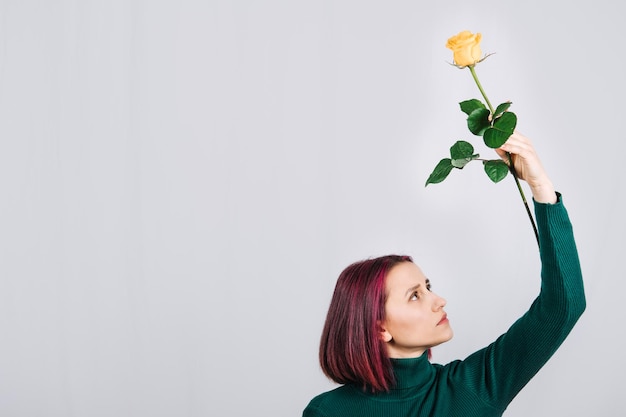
[432,293,447,311]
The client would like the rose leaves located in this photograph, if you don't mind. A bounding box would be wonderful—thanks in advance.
[425,141,478,185]
[425,99,516,187]
[460,99,516,149]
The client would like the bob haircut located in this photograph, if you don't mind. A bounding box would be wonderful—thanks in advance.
[319,255,413,393]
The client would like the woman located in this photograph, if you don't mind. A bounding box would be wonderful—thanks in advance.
[303,133,586,417]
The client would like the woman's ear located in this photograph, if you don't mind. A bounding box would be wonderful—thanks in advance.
[378,321,393,343]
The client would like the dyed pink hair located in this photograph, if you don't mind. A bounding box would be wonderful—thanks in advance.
[319,255,413,393]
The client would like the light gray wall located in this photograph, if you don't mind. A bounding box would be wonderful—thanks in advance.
[0,1,622,416]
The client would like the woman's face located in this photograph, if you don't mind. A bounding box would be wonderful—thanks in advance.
[380,262,453,358]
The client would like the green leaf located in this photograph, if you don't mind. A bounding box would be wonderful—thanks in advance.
[493,101,512,118]
[483,112,517,148]
[483,160,509,183]
[449,140,474,159]
[425,158,454,186]
[450,140,478,168]
[459,99,486,116]
[467,108,491,136]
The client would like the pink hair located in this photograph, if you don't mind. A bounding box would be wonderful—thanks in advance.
[319,255,413,393]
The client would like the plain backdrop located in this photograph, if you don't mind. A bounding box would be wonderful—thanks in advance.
[0,1,623,416]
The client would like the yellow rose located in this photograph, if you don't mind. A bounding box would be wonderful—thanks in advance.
[446,31,482,67]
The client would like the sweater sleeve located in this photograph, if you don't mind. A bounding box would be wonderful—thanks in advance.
[448,193,586,410]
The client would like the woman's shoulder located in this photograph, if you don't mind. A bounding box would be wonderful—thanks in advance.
[305,384,360,405]
[303,384,365,416]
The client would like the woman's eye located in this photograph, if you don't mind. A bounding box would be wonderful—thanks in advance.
[410,292,419,301]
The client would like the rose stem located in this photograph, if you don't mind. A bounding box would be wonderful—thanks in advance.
[468,65,540,248]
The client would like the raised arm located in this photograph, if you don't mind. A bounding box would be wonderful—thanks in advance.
[448,132,586,411]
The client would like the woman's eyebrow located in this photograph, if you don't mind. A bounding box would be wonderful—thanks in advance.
[404,279,431,297]
[405,284,421,297]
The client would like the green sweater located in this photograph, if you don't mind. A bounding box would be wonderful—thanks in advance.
[304,195,586,417]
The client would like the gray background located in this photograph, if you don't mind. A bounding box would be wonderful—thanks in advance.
[0,1,622,416]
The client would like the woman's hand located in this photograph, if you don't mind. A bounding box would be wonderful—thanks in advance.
[496,132,557,204]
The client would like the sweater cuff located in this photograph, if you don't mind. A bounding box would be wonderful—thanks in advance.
[533,191,561,207]
[533,192,572,246]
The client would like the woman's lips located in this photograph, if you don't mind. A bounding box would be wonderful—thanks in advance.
[437,314,449,325]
